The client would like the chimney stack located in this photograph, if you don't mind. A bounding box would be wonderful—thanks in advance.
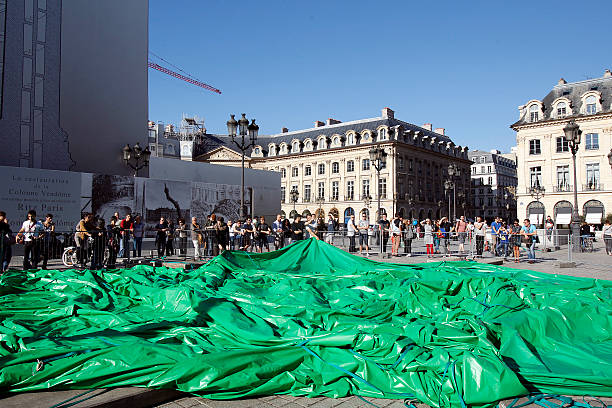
[327,118,342,125]
[422,123,432,131]
[558,78,567,85]
[434,128,445,136]
[604,69,612,78]
[382,107,394,119]
[314,120,325,127]
[281,127,289,133]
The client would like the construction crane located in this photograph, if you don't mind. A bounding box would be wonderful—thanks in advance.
[148,52,221,95]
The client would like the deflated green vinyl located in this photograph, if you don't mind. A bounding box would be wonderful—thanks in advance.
[0,239,611,407]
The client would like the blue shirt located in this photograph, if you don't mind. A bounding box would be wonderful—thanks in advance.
[521,225,537,242]
[491,221,501,236]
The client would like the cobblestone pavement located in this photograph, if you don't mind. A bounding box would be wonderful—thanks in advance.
[156,395,612,408]
[156,395,422,408]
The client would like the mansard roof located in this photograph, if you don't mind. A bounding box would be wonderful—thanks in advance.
[194,115,456,158]
[512,72,612,127]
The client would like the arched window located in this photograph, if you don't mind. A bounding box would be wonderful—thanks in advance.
[268,144,276,156]
[553,200,572,225]
[253,147,261,155]
[583,200,604,224]
[526,201,545,226]
[529,105,539,122]
[347,133,355,145]
[317,137,326,149]
[344,207,355,225]
[379,128,387,141]
[292,141,300,152]
[333,136,340,147]
[586,95,597,114]
[556,102,567,118]
[361,132,370,143]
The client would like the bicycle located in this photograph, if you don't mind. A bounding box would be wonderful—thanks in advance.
[62,246,79,267]
[581,235,594,253]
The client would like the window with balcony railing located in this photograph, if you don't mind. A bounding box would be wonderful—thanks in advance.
[585,133,599,150]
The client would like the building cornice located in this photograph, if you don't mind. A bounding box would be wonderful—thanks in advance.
[511,112,612,131]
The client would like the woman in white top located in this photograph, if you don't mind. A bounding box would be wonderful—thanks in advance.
[603,219,612,256]
[420,219,434,258]
[346,214,357,253]
[474,217,486,257]
[390,215,402,256]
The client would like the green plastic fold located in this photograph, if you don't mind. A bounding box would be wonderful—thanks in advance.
[0,238,611,407]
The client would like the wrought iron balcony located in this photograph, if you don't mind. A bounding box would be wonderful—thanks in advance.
[582,183,602,191]
[553,184,572,193]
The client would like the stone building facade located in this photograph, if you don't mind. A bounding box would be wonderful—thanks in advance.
[468,150,517,222]
[195,108,472,224]
[511,70,612,226]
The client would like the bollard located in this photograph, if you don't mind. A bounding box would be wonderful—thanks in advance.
[559,234,575,268]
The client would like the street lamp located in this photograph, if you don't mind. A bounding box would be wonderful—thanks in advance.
[290,187,299,213]
[563,119,582,251]
[121,142,151,177]
[227,113,259,219]
[444,180,454,219]
[369,146,387,256]
[447,163,460,221]
[369,147,387,222]
[315,196,325,219]
[528,180,545,227]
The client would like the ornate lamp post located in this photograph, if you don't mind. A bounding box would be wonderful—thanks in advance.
[227,114,259,219]
[528,181,545,227]
[290,187,299,213]
[563,120,582,251]
[369,147,387,222]
[122,142,151,177]
[447,163,460,221]
[369,147,387,256]
[444,180,453,219]
[315,196,325,219]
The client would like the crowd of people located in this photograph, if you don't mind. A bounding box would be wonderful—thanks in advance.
[1,208,611,272]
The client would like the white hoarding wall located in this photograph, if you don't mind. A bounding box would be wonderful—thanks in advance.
[148,157,281,219]
[1,164,278,235]
[0,166,81,231]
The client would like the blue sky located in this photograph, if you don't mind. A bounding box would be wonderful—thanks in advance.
[148,0,611,152]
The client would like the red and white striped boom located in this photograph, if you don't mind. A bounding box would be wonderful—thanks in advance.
[148,61,221,95]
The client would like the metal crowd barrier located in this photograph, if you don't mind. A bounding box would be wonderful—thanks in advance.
[2,226,610,271]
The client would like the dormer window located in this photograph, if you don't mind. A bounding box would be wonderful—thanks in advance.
[361,132,370,143]
[280,143,288,154]
[268,144,276,156]
[292,141,300,153]
[529,105,539,122]
[378,128,387,141]
[254,147,261,154]
[556,102,567,118]
[332,136,340,147]
[347,133,355,145]
[586,95,597,114]
[317,137,326,149]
